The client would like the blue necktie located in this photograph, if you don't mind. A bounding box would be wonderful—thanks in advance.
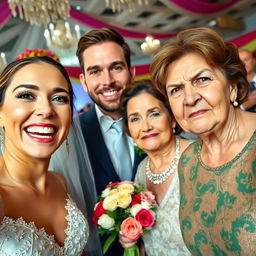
[250,81,256,91]
[111,121,132,181]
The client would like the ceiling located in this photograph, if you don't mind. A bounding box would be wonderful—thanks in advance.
[0,0,256,66]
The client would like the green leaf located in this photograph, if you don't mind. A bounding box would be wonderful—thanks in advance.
[103,231,118,255]
[123,245,140,256]
[134,146,146,156]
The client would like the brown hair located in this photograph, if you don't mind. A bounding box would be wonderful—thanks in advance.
[76,27,131,73]
[150,27,249,105]
[120,79,182,135]
[0,57,74,114]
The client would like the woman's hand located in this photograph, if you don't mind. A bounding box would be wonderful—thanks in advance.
[119,231,137,249]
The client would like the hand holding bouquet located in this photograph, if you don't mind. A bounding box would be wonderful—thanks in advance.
[93,181,157,256]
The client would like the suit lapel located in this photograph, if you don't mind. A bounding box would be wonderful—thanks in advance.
[79,106,120,181]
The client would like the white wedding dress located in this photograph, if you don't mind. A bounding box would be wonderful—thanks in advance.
[135,148,191,256]
[0,195,89,256]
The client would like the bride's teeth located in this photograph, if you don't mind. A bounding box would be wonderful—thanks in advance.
[26,126,54,134]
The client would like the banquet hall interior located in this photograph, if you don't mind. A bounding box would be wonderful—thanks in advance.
[0,0,255,112]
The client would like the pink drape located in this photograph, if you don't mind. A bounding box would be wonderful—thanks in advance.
[0,0,11,27]
[167,0,240,15]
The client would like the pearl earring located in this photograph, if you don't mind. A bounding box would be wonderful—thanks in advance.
[172,128,176,134]
[0,128,4,154]
[233,100,238,107]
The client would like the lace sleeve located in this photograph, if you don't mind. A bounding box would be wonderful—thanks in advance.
[135,157,148,186]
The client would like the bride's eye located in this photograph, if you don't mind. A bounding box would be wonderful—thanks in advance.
[16,91,35,101]
[52,95,69,103]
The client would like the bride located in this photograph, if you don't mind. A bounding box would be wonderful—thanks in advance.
[0,56,88,255]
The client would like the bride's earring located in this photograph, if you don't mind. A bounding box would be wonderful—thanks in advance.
[0,127,4,154]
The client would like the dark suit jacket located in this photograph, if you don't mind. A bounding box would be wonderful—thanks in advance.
[79,105,145,256]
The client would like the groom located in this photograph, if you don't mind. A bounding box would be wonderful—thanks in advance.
[52,27,145,256]
[76,27,146,255]
[76,27,144,197]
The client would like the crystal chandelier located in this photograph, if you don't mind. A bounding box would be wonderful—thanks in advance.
[140,35,160,55]
[105,0,149,12]
[44,20,80,58]
[8,0,70,26]
[0,53,7,73]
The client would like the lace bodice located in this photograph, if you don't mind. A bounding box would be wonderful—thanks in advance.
[135,153,191,256]
[0,195,89,256]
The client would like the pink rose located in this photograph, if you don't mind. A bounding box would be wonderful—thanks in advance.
[93,201,106,226]
[135,209,155,228]
[141,190,157,206]
[120,217,143,240]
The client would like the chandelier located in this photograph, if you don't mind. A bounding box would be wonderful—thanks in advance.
[105,0,149,12]
[8,0,70,26]
[0,53,7,73]
[44,20,80,58]
[140,35,160,55]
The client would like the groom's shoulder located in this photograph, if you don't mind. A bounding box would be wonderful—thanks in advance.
[78,105,96,123]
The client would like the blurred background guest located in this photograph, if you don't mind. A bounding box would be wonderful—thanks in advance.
[119,80,191,256]
[151,27,256,256]
[239,49,256,112]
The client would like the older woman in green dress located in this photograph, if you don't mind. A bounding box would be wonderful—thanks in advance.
[151,27,256,255]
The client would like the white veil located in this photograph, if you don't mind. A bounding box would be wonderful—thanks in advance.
[49,117,102,256]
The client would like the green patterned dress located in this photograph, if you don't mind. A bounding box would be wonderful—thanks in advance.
[179,131,256,256]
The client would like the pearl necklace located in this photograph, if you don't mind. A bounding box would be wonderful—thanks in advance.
[146,137,180,185]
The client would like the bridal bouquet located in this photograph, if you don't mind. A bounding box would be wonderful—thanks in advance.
[93,181,157,256]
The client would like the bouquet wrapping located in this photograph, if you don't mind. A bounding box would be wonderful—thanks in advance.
[93,181,157,256]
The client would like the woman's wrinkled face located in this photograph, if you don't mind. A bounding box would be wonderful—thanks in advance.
[165,52,236,135]
[0,62,72,159]
[127,93,174,153]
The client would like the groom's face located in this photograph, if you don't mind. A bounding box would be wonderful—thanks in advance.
[79,41,134,116]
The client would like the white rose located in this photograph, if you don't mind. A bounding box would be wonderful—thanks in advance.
[101,187,111,198]
[130,204,143,217]
[98,214,115,229]
[141,201,151,210]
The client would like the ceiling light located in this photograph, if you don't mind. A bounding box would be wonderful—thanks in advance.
[44,20,80,58]
[0,52,7,73]
[140,35,160,55]
[8,0,70,26]
[105,0,149,12]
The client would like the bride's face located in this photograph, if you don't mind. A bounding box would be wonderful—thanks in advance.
[127,92,174,154]
[0,62,72,159]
